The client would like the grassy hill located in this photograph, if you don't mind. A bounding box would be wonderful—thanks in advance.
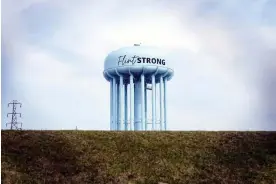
[1,131,276,184]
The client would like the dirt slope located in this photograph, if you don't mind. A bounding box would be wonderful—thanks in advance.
[1,131,276,184]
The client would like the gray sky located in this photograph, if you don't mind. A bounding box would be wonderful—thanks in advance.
[2,0,276,130]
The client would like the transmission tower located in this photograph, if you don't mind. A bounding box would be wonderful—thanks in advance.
[6,100,22,130]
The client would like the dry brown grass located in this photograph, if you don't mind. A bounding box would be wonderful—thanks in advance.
[1,131,276,184]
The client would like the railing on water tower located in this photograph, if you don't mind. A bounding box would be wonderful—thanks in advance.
[112,118,165,131]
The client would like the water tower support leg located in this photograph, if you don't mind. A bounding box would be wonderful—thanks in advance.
[116,82,119,130]
[134,80,141,130]
[141,74,145,130]
[152,75,156,130]
[113,79,117,130]
[110,81,113,130]
[124,83,128,130]
[130,75,134,131]
[145,82,147,131]
[164,78,167,130]
[160,76,163,131]
[119,76,124,131]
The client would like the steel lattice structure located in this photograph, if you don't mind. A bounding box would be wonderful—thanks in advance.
[6,100,22,130]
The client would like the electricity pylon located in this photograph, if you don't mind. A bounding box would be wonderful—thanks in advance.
[6,100,22,130]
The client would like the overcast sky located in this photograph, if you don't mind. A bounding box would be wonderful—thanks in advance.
[2,0,276,130]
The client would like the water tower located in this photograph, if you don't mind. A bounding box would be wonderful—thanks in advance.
[103,44,174,131]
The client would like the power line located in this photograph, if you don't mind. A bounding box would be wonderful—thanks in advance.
[6,100,22,130]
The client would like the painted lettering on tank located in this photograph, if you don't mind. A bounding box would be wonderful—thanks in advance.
[118,55,166,66]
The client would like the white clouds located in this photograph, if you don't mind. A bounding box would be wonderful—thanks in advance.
[14,45,110,129]
[101,12,200,52]
[259,27,276,49]
[20,47,72,87]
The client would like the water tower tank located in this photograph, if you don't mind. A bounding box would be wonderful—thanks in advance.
[103,44,174,131]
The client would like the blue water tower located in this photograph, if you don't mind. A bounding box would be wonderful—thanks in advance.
[103,44,174,131]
